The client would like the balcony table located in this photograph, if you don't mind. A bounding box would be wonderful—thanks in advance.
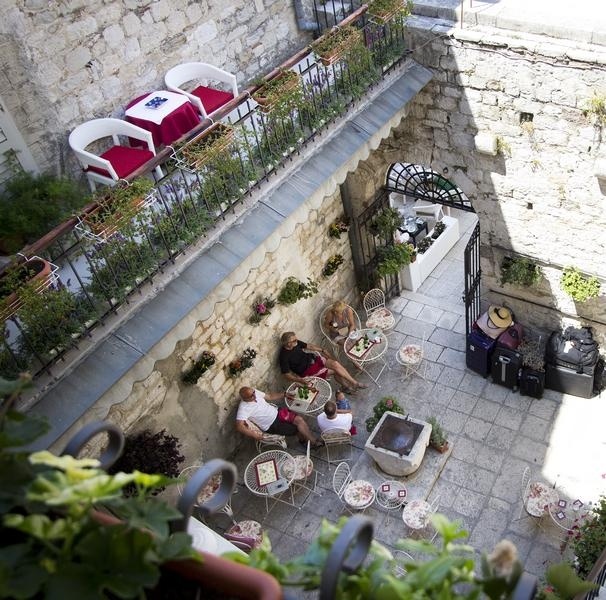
[344,328,388,387]
[285,376,332,415]
[125,90,200,147]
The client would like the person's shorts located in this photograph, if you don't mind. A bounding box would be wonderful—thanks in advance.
[302,355,329,378]
[267,413,298,436]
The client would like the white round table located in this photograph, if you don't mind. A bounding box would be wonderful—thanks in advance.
[285,376,332,415]
[344,329,388,386]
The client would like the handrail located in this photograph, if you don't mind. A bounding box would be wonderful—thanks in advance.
[574,546,606,600]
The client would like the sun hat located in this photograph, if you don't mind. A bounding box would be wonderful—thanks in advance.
[488,305,513,328]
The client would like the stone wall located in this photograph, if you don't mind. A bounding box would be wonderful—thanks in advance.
[372,19,606,342]
[50,187,357,463]
[0,0,309,174]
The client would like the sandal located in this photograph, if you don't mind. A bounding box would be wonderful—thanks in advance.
[355,383,369,390]
[341,386,357,395]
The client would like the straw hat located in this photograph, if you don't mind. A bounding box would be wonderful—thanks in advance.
[488,306,513,328]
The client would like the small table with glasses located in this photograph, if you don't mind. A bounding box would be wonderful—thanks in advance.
[376,480,408,510]
[397,218,428,247]
[344,328,388,386]
[244,449,298,513]
[285,376,332,415]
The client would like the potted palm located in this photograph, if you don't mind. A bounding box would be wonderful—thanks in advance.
[311,24,364,66]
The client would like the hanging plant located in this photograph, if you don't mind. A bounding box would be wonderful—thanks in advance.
[328,217,350,238]
[311,25,364,66]
[322,254,344,278]
[277,276,319,305]
[376,243,414,277]
[500,256,541,287]
[173,122,234,172]
[368,207,402,238]
[367,0,413,24]
[228,347,257,377]
[252,70,303,116]
[182,350,216,384]
[249,296,276,324]
[560,267,601,302]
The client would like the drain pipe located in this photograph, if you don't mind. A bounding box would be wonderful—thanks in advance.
[293,0,318,31]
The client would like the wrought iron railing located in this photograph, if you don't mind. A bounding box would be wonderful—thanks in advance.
[0,7,413,382]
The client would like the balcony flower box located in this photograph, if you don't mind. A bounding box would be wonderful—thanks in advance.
[311,25,364,66]
[0,256,55,321]
[367,0,413,25]
[252,70,302,114]
[174,122,234,172]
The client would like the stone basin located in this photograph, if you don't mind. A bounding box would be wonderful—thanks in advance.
[364,411,431,476]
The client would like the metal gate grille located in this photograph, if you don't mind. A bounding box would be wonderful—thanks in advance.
[464,221,481,335]
[354,189,400,299]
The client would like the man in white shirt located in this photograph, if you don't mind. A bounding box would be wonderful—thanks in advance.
[235,386,321,447]
[317,400,353,433]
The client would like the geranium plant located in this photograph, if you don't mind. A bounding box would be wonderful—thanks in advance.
[277,276,319,305]
[249,296,276,324]
[328,218,349,238]
[322,254,344,278]
[228,347,257,377]
[365,395,404,432]
[182,350,216,384]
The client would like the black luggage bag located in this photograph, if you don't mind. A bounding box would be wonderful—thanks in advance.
[491,347,522,390]
[545,363,595,398]
[519,368,545,399]
[546,327,599,375]
[466,330,496,377]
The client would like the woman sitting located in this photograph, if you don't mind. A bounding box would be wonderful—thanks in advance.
[324,300,356,347]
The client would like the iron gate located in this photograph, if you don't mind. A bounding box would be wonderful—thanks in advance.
[463,221,481,335]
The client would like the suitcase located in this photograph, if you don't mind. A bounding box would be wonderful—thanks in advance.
[466,330,496,376]
[497,323,523,350]
[545,363,595,398]
[491,347,522,389]
[519,368,545,399]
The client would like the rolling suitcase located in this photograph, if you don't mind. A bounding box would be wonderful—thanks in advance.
[497,323,523,350]
[545,363,595,398]
[466,330,496,377]
[491,347,522,390]
[519,368,545,398]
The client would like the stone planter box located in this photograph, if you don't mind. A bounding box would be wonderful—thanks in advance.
[400,215,460,292]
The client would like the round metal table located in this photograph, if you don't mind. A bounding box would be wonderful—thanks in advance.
[286,376,332,415]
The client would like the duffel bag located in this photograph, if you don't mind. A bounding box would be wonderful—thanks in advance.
[546,327,599,374]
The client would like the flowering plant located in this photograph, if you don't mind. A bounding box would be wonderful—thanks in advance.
[249,296,276,325]
[365,395,404,432]
[328,218,350,238]
[322,254,344,278]
[228,347,257,377]
[182,350,215,384]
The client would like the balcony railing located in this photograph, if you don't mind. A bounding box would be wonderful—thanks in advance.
[0,6,413,382]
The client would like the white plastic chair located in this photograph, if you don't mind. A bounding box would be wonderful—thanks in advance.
[244,420,287,453]
[321,428,353,463]
[69,118,163,191]
[363,289,395,335]
[319,304,361,359]
[332,462,375,514]
[165,62,239,119]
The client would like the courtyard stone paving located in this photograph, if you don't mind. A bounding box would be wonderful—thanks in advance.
[208,211,606,589]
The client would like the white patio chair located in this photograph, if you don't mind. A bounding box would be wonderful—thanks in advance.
[363,288,396,335]
[165,62,239,120]
[285,441,319,495]
[319,303,361,359]
[402,495,440,539]
[69,118,163,191]
[392,550,415,578]
[332,462,375,514]
[321,428,353,463]
[244,420,288,453]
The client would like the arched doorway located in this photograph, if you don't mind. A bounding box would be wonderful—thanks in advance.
[353,163,480,335]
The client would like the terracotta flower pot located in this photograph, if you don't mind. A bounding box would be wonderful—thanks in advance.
[177,122,234,171]
[252,70,301,114]
[430,440,449,454]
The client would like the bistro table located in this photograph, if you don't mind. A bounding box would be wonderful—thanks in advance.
[548,498,593,548]
[344,328,388,387]
[286,376,332,415]
[125,90,200,147]
[244,449,298,513]
[376,480,408,510]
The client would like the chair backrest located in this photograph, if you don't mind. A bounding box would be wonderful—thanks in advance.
[363,289,386,317]
[68,118,156,181]
[165,62,238,117]
[413,203,444,221]
[521,466,531,501]
[322,428,352,463]
[244,420,287,451]
[332,461,352,499]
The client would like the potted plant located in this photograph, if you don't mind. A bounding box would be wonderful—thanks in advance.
[417,236,434,254]
[560,266,601,302]
[518,338,545,399]
[249,296,276,325]
[367,0,413,25]
[228,347,257,377]
[500,256,541,287]
[368,206,402,238]
[426,416,449,453]
[365,396,405,432]
[182,350,216,383]
[277,276,319,305]
[0,256,54,321]
[328,217,350,238]
[175,122,234,172]
[431,220,446,239]
[81,177,155,239]
[570,495,606,577]
[311,24,364,66]
[322,254,344,278]
[252,70,303,115]
[0,172,85,255]
[376,242,415,277]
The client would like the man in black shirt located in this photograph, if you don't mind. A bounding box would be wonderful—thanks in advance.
[279,331,366,392]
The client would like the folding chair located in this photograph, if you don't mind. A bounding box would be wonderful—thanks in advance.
[321,428,353,463]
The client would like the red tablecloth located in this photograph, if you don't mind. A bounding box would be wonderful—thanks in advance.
[125,93,200,147]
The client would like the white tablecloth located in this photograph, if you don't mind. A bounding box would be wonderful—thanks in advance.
[125,90,188,124]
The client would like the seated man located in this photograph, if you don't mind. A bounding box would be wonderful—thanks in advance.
[279,331,367,393]
[235,386,322,448]
[317,399,353,433]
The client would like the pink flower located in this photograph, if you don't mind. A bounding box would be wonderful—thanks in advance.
[256,303,267,314]
[386,399,393,408]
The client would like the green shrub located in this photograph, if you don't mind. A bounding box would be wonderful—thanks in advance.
[500,256,541,287]
[571,496,606,578]
[376,243,414,277]
[365,396,404,432]
[560,267,601,302]
[277,276,318,305]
